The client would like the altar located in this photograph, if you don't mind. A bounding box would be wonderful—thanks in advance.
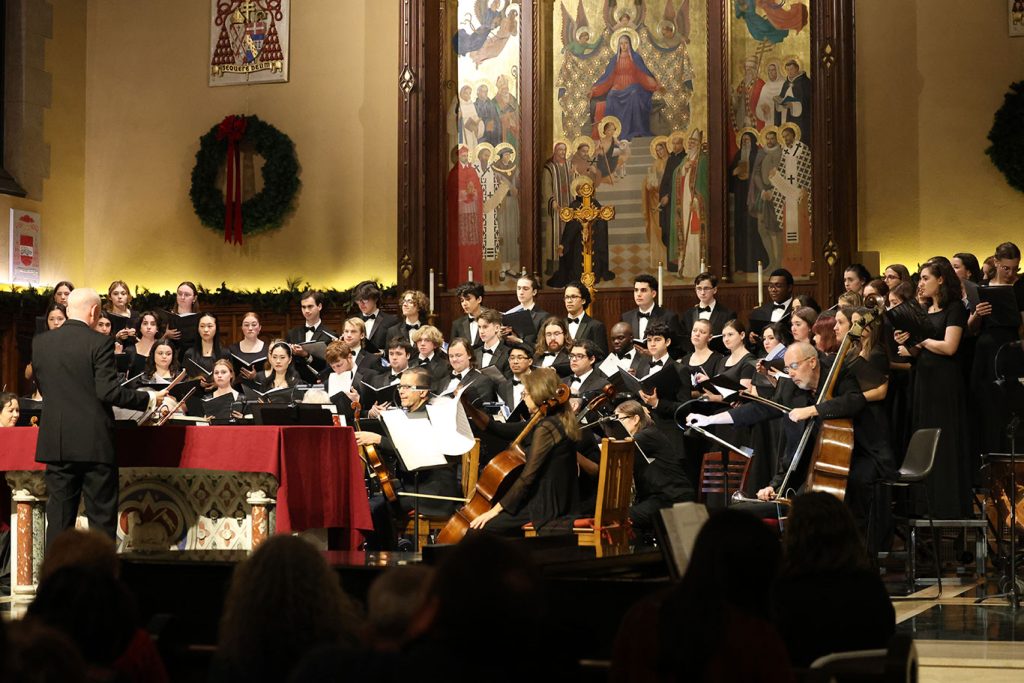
[0,425,373,606]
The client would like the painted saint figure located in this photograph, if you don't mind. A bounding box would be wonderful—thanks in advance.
[589,34,661,140]
[446,145,483,284]
[771,124,813,276]
[474,144,500,262]
[542,141,573,276]
[750,126,784,272]
[670,130,709,279]
[643,136,670,267]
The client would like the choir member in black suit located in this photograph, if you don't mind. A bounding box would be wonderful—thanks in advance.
[497,343,533,414]
[503,275,549,347]
[32,288,163,544]
[473,308,511,378]
[633,322,692,460]
[285,290,338,384]
[227,311,266,387]
[182,313,228,385]
[354,367,462,551]
[433,337,498,406]
[563,281,608,356]
[607,321,639,373]
[748,268,795,347]
[565,340,610,408]
[679,272,735,354]
[353,280,399,352]
[450,281,486,347]
[615,399,694,532]
[411,325,450,385]
[534,317,573,376]
[621,274,683,355]
[341,317,384,375]
[387,289,429,343]
[256,340,302,390]
[319,340,365,406]
[363,338,415,416]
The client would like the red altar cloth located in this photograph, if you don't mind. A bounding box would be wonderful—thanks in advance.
[0,426,372,546]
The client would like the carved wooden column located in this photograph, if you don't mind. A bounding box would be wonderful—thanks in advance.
[6,471,47,608]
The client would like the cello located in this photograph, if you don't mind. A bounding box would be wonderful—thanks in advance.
[773,310,877,503]
[435,383,571,544]
[351,399,398,503]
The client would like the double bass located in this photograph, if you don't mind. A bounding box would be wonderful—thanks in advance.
[435,383,571,544]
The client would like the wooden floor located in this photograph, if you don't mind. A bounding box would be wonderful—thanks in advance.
[893,581,1024,681]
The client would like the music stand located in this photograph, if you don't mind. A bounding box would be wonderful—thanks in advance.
[976,341,1024,610]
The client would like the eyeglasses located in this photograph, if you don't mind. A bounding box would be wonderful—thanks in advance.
[401,298,415,304]
[695,286,714,292]
[564,294,582,300]
[398,384,428,391]
[786,356,816,370]
[883,274,900,281]
[568,353,589,360]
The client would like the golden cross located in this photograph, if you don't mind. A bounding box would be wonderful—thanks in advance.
[559,180,615,312]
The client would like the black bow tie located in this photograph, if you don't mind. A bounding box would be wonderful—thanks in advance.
[543,352,556,357]
[773,302,787,310]
[619,350,634,359]
[512,379,521,386]
[570,376,582,384]
[450,372,462,380]
[363,314,376,321]
[567,317,580,324]
[638,311,650,319]
[650,360,664,367]
[305,326,317,333]
[481,349,494,356]
[698,306,711,313]
[468,316,476,322]
[406,323,420,331]
[418,356,429,364]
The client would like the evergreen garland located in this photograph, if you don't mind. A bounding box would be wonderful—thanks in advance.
[986,80,1024,194]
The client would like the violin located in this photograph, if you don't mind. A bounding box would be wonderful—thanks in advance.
[351,400,398,503]
[435,383,571,544]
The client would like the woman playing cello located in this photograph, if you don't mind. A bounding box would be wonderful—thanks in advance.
[468,368,582,535]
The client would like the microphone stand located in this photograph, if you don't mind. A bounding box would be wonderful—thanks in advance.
[684,425,753,507]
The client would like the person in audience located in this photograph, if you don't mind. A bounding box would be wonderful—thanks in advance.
[0,391,20,427]
[411,325,449,384]
[473,308,510,377]
[353,280,398,352]
[183,312,226,383]
[771,492,895,668]
[468,368,583,535]
[286,290,338,383]
[214,535,362,682]
[450,281,486,347]
[388,289,430,343]
[790,306,817,345]
[843,263,871,295]
[51,280,74,307]
[104,280,137,345]
[534,316,573,375]
[615,399,694,532]
[142,339,178,382]
[2,618,88,683]
[127,310,162,377]
[812,311,838,355]
[258,340,301,390]
[679,272,734,355]
[363,565,435,653]
[612,510,791,681]
[896,259,970,518]
[503,275,549,346]
[563,281,608,355]
[227,311,266,385]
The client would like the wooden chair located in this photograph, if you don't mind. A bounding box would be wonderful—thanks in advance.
[405,438,479,548]
[523,438,635,548]
[698,451,752,505]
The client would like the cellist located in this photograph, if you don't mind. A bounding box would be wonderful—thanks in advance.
[468,368,584,535]
[354,367,461,551]
[685,342,871,522]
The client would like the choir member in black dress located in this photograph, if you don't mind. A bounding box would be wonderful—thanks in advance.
[257,340,302,390]
[468,368,583,535]
[164,281,199,352]
[790,306,817,347]
[883,263,911,288]
[227,311,266,386]
[51,280,74,307]
[862,278,889,311]
[615,399,694,531]
[679,272,734,354]
[104,280,137,346]
[127,311,162,377]
[843,263,871,296]
[411,325,449,385]
[141,339,179,383]
[534,317,573,376]
[450,281,485,347]
[812,311,838,355]
[387,290,429,344]
[182,313,227,383]
[353,280,399,352]
[502,275,549,347]
[895,259,971,518]
[621,274,684,354]
[286,290,338,384]
[563,281,608,356]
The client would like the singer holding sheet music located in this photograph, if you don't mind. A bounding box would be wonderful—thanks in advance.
[286,290,338,383]
[32,288,168,545]
[468,368,583,535]
[182,313,227,385]
[353,367,461,551]
[258,340,301,390]
[227,311,266,385]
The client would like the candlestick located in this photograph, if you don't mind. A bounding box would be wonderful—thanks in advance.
[657,262,664,307]
[467,266,473,282]
[757,260,764,307]
[429,268,435,312]
[699,258,706,274]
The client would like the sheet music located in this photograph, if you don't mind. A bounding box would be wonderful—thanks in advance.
[326,372,352,397]
[380,410,450,470]
[598,353,622,379]
[426,397,477,456]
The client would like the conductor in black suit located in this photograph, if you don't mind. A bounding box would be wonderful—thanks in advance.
[33,288,166,546]
[353,281,398,352]
[679,272,735,354]
[286,290,339,383]
[621,274,684,357]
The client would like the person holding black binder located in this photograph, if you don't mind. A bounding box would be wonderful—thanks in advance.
[622,273,684,355]
[502,275,549,347]
[182,313,227,385]
[286,290,338,384]
[257,340,302,391]
[227,311,267,386]
[411,325,449,385]
[103,280,138,346]
[533,317,573,376]
[163,281,200,355]
[678,272,734,355]
[353,280,399,352]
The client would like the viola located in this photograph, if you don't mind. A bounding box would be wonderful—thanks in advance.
[351,399,398,503]
[435,383,571,544]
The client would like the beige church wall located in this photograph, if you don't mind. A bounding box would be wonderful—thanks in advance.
[1,0,87,287]
[81,0,398,294]
[857,1,1024,272]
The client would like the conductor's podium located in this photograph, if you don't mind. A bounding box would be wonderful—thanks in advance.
[0,425,372,608]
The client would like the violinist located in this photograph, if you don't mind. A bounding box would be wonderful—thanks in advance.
[468,367,583,535]
[686,342,869,519]
[353,367,461,551]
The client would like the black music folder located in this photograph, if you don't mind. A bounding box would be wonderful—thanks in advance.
[979,285,1020,328]
[501,309,537,340]
[884,301,930,347]
[161,310,199,347]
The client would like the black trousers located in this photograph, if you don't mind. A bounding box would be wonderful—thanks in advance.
[44,461,118,547]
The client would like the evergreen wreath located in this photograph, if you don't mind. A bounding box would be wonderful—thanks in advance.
[189,114,300,238]
[986,80,1024,194]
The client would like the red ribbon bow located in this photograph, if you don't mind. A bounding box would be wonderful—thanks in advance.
[216,115,248,245]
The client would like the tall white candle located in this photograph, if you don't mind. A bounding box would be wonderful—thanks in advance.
[757,260,764,307]
[429,268,435,312]
[657,262,664,307]
[468,266,473,282]
[700,258,706,274]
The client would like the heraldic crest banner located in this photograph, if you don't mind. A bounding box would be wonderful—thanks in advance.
[209,0,290,86]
